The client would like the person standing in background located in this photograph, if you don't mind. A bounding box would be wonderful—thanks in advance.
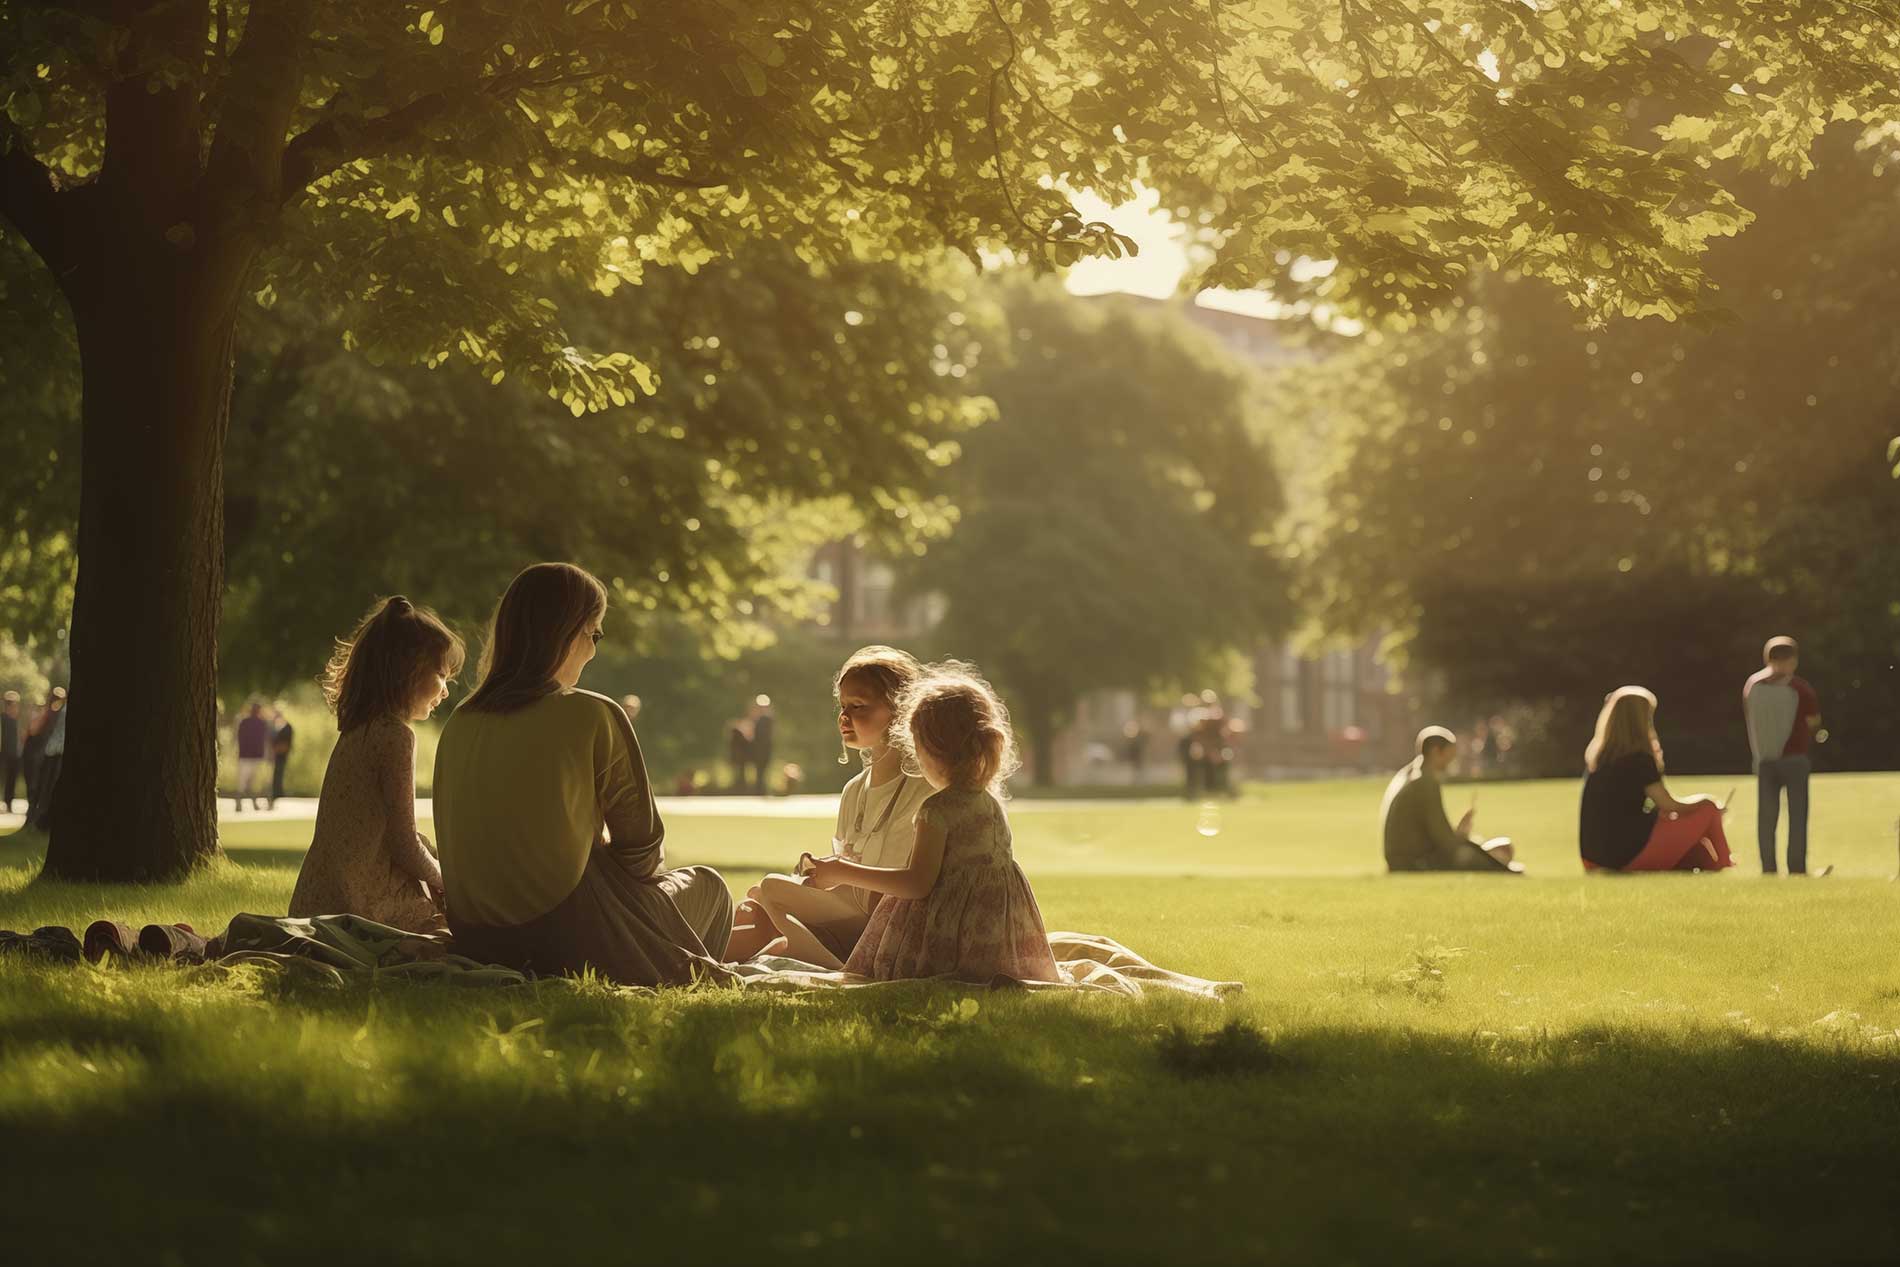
[234,701,271,812]
[748,694,776,794]
[22,688,62,826]
[1,692,21,814]
[1123,719,1148,782]
[28,690,67,831]
[269,706,295,809]
[1743,636,1825,876]
[725,713,754,791]
[1174,693,1205,799]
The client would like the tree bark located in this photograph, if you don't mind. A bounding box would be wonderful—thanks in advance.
[41,234,251,882]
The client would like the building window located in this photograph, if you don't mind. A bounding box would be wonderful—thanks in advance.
[1321,650,1357,732]
[857,561,896,629]
[1278,647,1306,733]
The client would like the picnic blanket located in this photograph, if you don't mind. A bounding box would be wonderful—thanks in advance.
[211,913,1241,999]
[728,931,1241,998]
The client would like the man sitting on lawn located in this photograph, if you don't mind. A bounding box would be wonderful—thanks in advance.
[1381,726,1522,873]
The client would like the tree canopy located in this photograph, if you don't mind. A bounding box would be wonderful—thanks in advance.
[11,1,1899,366]
[1280,128,1900,772]
[213,245,985,690]
[913,281,1287,783]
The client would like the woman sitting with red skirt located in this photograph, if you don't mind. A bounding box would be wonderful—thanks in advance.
[1579,686,1734,873]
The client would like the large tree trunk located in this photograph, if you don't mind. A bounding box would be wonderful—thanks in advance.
[41,236,248,882]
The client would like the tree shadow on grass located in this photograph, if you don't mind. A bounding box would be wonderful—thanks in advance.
[1,972,1898,1265]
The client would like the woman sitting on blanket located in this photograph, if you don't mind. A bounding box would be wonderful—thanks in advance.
[726,645,934,967]
[288,596,464,934]
[431,563,734,986]
[799,660,1059,983]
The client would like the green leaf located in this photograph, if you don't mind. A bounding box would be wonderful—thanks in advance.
[734,56,768,97]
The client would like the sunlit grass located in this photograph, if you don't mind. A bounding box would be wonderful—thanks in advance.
[4,775,1900,1261]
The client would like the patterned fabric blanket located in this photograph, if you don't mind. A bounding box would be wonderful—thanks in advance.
[212,913,1241,999]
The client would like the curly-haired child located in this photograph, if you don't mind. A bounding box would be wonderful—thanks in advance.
[802,661,1058,982]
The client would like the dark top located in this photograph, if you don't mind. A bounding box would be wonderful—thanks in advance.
[236,715,271,759]
[1579,751,1661,869]
[751,714,774,755]
[1,715,18,759]
[272,721,296,756]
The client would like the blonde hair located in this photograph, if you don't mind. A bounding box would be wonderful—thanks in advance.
[833,645,922,712]
[1584,685,1663,773]
[894,660,1019,795]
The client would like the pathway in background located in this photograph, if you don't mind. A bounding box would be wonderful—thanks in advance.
[0,791,1196,832]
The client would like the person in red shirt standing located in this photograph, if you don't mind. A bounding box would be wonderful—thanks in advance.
[1742,636,1825,875]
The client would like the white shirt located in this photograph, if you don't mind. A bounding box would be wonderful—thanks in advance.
[833,766,933,914]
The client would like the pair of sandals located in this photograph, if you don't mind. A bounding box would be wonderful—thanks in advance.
[81,920,220,964]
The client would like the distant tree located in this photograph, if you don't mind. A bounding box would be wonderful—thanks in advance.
[913,283,1287,784]
[1283,130,1900,772]
[2,0,1892,877]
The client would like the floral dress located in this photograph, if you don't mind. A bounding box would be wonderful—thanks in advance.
[289,716,445,934]
[844,786,1058,983]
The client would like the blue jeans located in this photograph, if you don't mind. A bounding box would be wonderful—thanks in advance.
[1756,754,1811,873]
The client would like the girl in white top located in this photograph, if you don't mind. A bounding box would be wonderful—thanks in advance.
[726,646,930,967]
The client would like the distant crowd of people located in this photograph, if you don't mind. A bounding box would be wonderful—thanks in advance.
[1172,690,1245,799]
[1380,635,1825,876]
[2,686,67,830]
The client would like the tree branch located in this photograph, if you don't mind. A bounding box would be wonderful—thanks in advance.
[281,87,474,195]
[206,0,320,209]
[0,122,82,278]
[1209,0,1268,163]
[1341,0,1459,171]
[283,69,728,201]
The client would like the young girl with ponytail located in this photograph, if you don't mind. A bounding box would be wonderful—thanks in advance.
[288,596,465,932]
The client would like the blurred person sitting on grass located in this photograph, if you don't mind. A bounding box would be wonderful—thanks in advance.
[1579,686,1734,874]
[1381,726,1522,873]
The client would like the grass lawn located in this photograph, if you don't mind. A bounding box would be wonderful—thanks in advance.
[4,774,1900,1264]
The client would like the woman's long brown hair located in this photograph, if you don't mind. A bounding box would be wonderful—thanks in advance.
[459,563,607,715]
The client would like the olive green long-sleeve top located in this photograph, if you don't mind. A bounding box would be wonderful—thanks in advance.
[433,689,663,927]
[1380,760,1480,871]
